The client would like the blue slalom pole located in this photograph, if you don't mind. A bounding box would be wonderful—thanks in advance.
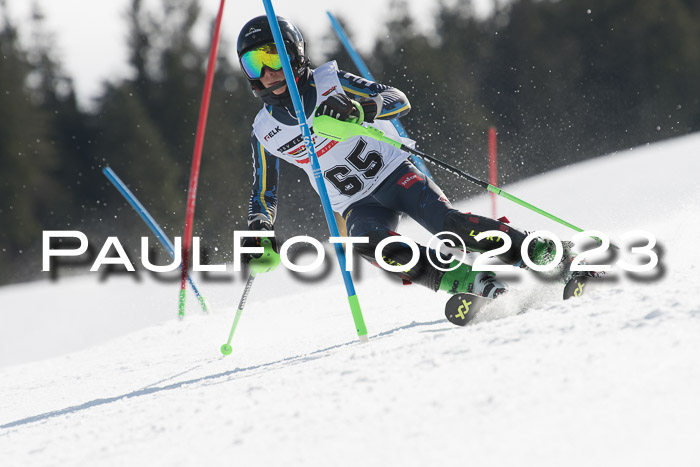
[326,11,433,180]
[262,1,368,341]
[102,166,209,313]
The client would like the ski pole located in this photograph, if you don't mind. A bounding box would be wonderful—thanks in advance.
[314,116,590,235]
[220,272,256,356]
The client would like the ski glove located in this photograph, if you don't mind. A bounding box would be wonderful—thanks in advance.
[241,219,278,265]
[315,94,362,122]
[358,96,380,122]
[315,93,382,124]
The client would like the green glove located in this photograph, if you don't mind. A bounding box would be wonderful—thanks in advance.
[248,237,281,274]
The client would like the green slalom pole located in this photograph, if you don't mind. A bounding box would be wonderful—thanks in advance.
[314,116,588,234]
[221,272,256,356]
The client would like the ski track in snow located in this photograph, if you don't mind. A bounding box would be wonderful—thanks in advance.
[1,134,700,466]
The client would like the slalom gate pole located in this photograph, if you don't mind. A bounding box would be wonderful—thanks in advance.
[262,0,368,342]
[314,116,591,235]
[220,273,256,356]
[488,127,498,218]
[326,11,434,180]
[103,167,209,313]
[178,0,226,319]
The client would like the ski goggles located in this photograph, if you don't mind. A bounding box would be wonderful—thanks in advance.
[240,43,283,80]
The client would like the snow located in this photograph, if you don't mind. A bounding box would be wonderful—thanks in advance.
[1,134,700,466]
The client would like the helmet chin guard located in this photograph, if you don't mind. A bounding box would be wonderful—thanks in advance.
[253,79,287,98]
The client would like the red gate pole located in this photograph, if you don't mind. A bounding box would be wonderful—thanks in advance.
[178,0,226,318]
[488,126,498,218]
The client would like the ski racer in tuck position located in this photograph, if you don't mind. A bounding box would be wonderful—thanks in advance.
[236,16,571,311]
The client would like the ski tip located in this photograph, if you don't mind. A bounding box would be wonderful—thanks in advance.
[358,334,370,344]
[445,293,490,326]
[563,274,591,300]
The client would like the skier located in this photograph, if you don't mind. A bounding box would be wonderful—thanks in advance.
[237,16,563,299]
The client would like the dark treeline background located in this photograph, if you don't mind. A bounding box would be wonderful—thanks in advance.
[1,0,699,286]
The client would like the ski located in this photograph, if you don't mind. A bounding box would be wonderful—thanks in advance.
[444,293,493,326]
[445,270,600,326]
[563,271,600,299]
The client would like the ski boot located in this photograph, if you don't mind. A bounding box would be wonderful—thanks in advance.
[438,260,507,298]
[529,238,601,299]
[530,238,573,270]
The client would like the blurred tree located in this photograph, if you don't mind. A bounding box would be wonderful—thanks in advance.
[0,4,73,282]
[93,0,259,264]
[483,0,700,178]
[25,4,99,229]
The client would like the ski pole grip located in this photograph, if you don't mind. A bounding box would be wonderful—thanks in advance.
[314,115,394,148]
[314,115,359,141]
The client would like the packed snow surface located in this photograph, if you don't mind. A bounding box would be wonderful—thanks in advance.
[1,134,700,466]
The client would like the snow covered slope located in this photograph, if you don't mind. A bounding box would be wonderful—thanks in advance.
[1,134,699,466]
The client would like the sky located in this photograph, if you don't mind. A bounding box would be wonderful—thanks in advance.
[4,0,492,109]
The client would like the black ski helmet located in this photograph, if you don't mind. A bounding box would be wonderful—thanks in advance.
[237,15,308,96]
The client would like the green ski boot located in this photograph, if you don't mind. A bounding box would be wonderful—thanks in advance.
[438,261,507,299]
